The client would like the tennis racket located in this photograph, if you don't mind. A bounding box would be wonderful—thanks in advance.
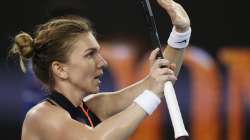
[141,0,189,139]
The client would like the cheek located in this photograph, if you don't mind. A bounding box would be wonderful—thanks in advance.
[68,60,95,83]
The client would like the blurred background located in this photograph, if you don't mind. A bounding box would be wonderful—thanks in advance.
[1,0,250,139]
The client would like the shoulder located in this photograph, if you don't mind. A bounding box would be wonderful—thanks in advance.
[22,101,70,138]
[22,101,95,140]
[25,101,69,123]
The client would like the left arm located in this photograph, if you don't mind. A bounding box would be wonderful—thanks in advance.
[85,0,191,120]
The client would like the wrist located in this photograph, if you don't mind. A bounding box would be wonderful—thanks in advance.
[174,25,190,33]
[144,75,161,96]
[134,90,161,115]
[167,26,192,49]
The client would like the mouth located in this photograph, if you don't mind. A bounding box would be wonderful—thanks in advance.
[94,72,103,83]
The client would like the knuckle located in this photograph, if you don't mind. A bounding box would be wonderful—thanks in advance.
[168,69,174,74]
[149,55,154,60]
[163,68,171,74]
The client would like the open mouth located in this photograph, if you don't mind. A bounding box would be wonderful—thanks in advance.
[94,74,103,86]
[94,73,103,80]
[94,75,101,80]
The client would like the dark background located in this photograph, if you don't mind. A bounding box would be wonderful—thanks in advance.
[1,0,250,55]
[0,0,250,139]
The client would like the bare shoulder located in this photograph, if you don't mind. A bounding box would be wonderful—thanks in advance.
[24,101,69,125]
[22,101,94,140]
[22,101,71,139]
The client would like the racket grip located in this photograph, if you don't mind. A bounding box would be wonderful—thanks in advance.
[164,81,189,139]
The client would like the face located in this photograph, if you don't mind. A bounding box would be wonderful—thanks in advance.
[64,32,107,94]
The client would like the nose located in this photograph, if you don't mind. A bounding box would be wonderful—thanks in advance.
[97,54,108,68]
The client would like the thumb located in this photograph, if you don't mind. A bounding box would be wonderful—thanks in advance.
[149,48,160,65]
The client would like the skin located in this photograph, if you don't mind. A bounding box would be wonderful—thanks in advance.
[51,32,108,107]
[22,32,174,140]
[21,0,191,140]
[85,0,191,120]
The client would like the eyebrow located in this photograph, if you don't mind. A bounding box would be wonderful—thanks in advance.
[83,47,100,54]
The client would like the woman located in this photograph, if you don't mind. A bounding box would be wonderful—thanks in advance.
[11,0,191,139]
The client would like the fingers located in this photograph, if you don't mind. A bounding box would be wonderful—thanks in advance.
[149,48,160,63]
[169,63,176,71]
[153,58,170,68]
[153,58,176,70]
[158,75,177,82]
[147,50,178,94]
[158,67,175,75]
[153,68,177,81]
[149,49,177,80]
[152,59,177,80]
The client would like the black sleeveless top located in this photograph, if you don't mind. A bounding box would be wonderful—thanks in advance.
[46,90,101,127]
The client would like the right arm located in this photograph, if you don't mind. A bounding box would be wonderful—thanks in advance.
[23,103,146,140]
[54,103,147,140]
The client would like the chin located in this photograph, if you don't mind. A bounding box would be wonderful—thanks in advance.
[89,86,100,94]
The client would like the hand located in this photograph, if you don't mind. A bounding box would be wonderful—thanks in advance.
[147,48,177,98]
[157,0,190,32]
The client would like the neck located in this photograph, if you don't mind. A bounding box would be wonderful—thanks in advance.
[53,82,87,107]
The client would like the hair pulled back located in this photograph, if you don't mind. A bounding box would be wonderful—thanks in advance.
[10,16,92,89]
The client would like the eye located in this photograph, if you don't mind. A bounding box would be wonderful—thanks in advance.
[85,50,96,58]
[88,51,94,56]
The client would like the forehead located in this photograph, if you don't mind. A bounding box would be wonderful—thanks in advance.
[73,32,100,52]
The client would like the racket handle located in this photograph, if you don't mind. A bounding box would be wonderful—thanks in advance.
[164,81,189,139]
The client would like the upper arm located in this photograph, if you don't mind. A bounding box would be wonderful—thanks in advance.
[51,116,96,140]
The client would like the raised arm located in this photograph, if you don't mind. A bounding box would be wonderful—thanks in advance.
[85,0,191,120]
[159,0,191,76]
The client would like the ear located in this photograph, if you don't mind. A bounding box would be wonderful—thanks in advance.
[51,61,68,80]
